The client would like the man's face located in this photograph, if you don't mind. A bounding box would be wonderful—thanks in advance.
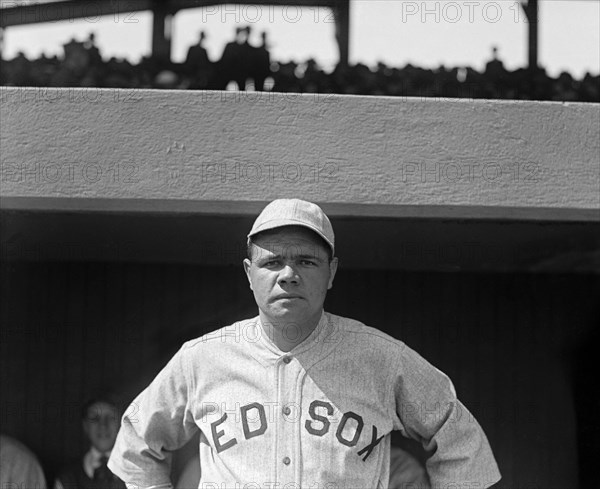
[82,402,120,453]
[243,226,338,330]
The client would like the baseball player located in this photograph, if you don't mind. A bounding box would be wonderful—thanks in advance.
[108,198,501,488]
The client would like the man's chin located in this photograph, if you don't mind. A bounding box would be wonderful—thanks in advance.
[263,306,306,323]
[93,442,114,452]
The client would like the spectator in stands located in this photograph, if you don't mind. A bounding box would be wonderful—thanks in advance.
[553,71,579,101]
[485,46,505,77]
[83,33,102,68]
[580,72,600,102]
[54,397,125,489]
[271,60,302,93]
[6,51,32,86]
[248,31,271,91]
[0,434,47,488]
[154,69,180,89]
[217,26,249,90]
[185,31,212,89]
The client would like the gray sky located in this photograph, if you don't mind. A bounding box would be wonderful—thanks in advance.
[3,1,599,77]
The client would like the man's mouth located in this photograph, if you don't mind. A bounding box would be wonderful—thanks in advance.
[273,294,303,300]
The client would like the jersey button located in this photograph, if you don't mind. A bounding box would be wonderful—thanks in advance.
[282,356,292,364]
[283,456,291,465]
[282,406,291,416]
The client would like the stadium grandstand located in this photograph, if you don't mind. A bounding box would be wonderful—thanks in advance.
[0,0,598,101]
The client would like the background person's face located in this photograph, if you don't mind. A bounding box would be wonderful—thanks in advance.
[82,401,120,453]
[244,226,337,330]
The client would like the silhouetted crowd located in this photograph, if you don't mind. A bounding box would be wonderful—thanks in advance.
[1,29,598,102]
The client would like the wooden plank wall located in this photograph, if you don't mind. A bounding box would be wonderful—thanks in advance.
[1,261,598,488]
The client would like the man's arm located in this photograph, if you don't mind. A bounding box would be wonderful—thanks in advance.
[108,344,199,488]
[392,345,501,489]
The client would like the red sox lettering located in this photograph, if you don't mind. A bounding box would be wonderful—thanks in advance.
[210,400,385,460]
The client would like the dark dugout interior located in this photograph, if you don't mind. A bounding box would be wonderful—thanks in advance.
[1,209,598,488]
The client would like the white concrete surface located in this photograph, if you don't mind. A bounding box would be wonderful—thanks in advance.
[1,87,598,221]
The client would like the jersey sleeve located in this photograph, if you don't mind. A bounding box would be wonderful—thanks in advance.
[108,344,199,487]
[391,344,501,489]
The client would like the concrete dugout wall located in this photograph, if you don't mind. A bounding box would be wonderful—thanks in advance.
[1,87,598,220]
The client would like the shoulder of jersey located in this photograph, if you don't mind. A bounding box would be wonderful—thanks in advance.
[326,312,408,354]
[178,317,260,351]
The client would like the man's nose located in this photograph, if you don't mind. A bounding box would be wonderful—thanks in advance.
[278,264,299,283]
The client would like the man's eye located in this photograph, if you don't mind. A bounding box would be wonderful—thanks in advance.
[300,260,316,266]
[264,260,280,267]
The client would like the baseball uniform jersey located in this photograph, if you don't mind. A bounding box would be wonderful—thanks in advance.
[108,312,501,488]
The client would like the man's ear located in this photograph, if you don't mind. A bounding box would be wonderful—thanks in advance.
[327,257,338,290]
[243,258,253,290]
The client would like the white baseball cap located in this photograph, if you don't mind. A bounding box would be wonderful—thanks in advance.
[248,199,335,255]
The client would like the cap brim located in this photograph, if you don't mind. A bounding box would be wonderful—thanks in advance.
[248,219,334,254]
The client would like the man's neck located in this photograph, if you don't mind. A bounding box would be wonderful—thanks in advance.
[259,311,322,352]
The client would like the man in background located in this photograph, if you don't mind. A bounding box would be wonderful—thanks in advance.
[55,397,125,489]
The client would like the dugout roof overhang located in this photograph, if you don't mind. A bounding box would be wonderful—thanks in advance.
[1,88,598,272]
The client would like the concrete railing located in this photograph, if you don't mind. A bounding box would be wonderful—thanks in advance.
[1,87,598,222]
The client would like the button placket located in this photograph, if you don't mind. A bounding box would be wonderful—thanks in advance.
[277,355,297,484]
